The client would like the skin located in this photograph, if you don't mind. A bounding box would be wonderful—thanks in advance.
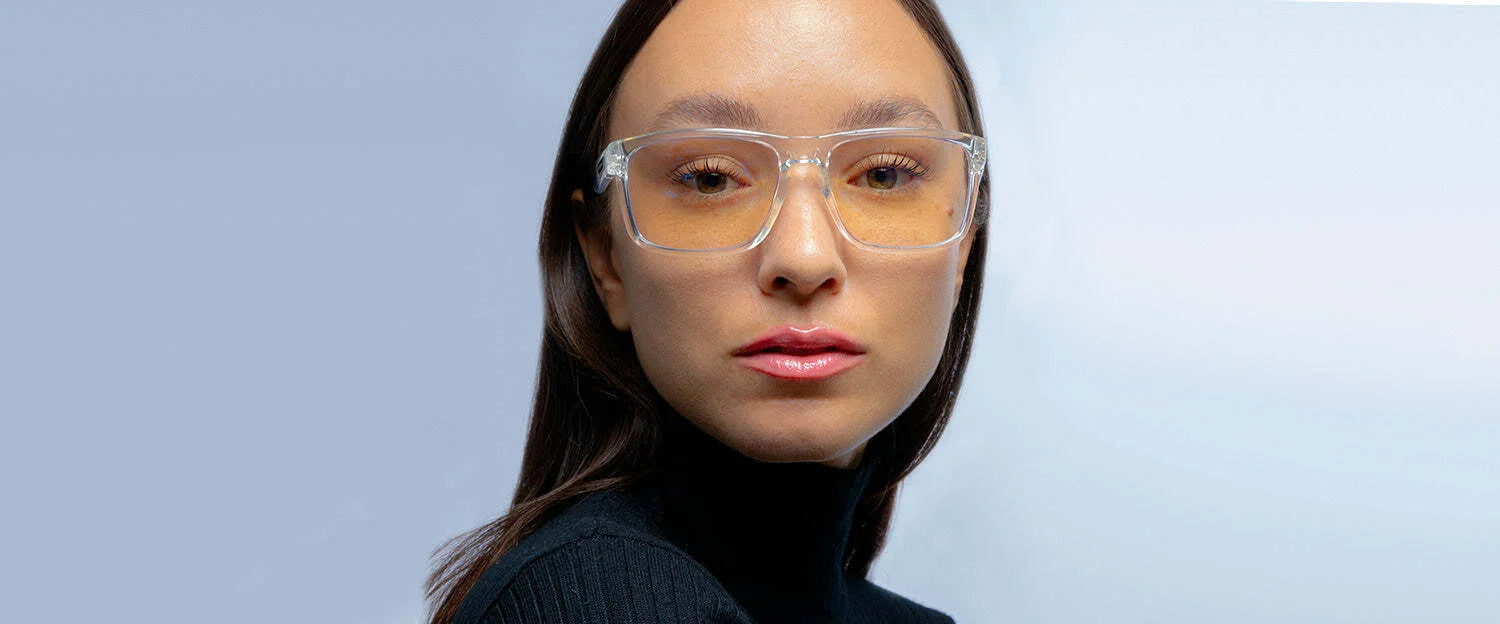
[573,0,974,469]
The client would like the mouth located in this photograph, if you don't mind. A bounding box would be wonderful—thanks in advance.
[736,349,865,380]
[733,325,868,380]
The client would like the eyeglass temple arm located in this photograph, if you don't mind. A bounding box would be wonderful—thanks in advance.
[968,136,988,176]
[594,141,627,194]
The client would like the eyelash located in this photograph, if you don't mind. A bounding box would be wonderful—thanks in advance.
[667,158,745,187]
[859,152,929,180]
[664,152,929,188]
[844,151,930,192]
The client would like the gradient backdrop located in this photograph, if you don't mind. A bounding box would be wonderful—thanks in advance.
[2,1,1496,622]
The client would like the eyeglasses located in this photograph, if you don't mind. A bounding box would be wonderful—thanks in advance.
[593,126,987,253]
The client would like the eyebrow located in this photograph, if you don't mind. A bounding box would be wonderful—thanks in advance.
[643,94,944,133]
[645,94,765,132]
[836,96,944,131]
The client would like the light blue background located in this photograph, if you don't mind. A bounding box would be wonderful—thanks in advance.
[1,1,1495,622]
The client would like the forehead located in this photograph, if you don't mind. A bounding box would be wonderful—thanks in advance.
[611,0,959,139]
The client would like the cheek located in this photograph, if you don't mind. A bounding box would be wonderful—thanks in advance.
[861,252,962,391]
[619,254,737,397]
[871,252,960,331]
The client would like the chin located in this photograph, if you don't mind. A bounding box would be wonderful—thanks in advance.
[735,440,855,465]
[708,404,872,465]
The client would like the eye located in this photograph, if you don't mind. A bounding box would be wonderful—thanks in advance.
[851,153,928,191]
[865,166,901,190]
[692,170,729,194]
[668,157,747,195]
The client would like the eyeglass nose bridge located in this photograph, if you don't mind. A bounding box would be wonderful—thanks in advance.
[776,154,833,200]
[780,156,822,170]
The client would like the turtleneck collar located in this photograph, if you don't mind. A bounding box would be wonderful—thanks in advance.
[641,413,884,623]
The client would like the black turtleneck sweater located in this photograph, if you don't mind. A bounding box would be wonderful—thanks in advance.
[451,415,955,623]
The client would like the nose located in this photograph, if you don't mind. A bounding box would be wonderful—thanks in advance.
[755,159,847,301]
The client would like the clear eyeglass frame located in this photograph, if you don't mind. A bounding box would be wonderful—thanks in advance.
[592,126,988,253]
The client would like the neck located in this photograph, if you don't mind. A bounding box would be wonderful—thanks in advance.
[645,413,883,622]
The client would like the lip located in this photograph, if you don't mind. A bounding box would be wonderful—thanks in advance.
[732,324,868,381]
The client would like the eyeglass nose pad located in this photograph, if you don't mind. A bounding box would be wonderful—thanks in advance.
[780,157,831,199]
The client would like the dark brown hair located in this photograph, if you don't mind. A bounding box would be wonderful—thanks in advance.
[424,1,989,622]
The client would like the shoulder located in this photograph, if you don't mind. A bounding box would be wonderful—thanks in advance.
[452,488,750,624]
[847,578,957,624]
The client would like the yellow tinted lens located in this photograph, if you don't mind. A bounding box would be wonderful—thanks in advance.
[829,136,970,247]
[626,138,778,250]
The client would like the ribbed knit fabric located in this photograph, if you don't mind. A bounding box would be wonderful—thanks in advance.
[452,414,956,623]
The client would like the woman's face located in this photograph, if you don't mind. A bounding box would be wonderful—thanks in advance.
[576,0,975,469]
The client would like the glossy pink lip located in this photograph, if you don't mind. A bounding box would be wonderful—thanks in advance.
[732,325,868,380]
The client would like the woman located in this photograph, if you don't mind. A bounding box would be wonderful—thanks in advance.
[427,0,988,621]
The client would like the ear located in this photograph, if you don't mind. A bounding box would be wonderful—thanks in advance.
[952,227,975,313]
[572,189,631,332]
